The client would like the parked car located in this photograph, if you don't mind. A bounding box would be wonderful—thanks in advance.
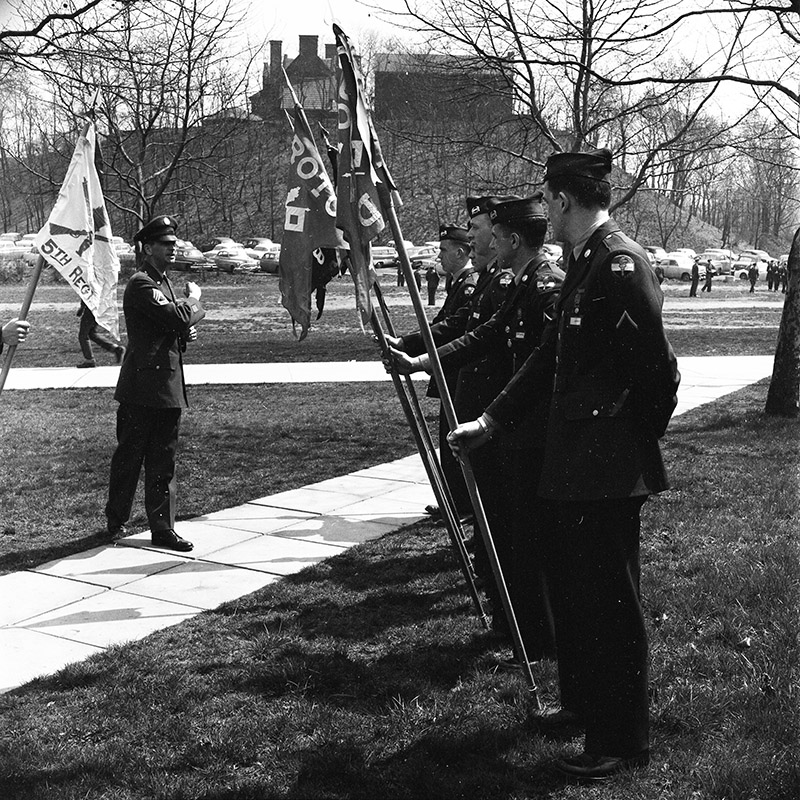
[199,236,238,254]
[409,244,439,270]
[173,240,209,271]
[697,249,733,275]
[731,254,766,281]
[658,253,696,281]
[0,231,21,243]
[738,248,772,263]
[259,246,281,273]
[674,247,697,258]
[209,245,259,273]
[371,245,399,267]
[0,239,26,259]
[242,237,277,259]
[644,245,668,265]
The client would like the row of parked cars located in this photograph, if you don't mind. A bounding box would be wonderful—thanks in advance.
[644,246,788,281]
[0,230,282,275]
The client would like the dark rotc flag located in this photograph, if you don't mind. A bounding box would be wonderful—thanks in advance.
[279,75,345,341]
[333,24,397,323]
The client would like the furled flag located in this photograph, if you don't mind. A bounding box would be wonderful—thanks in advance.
[279,73,346,341]
[333,24,397,323]
[35,120,120,338]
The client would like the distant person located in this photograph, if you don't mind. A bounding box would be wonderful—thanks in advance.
[1,317,30,353]
[748,263,758,293]
[766,261,775,291]
[701,260,713,292]
[425,265,440,305]
[105,215,205,551]
[689,258,700,297]
[778,262,788,293]
[414,268,422,290]
[396,262,404,287]
[654,264,665,284]
[76,301,125,368]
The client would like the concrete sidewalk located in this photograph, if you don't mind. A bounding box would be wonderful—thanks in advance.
[0,355,774,693]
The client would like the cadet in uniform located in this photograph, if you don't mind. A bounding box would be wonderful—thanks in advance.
[389,224,477,519]
[450,150,679,781]
[105,215,205,551]
[393,195,564,654]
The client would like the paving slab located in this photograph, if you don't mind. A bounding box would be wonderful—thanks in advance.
[275,514,397,546]
[0,572,105,627]
[0,628,103,692]
[34,544,189,589]
[202,534,348,576]
[120,560,279,609]
[15,591,201,649]
[191,504,317,535]
[116,520,263,557]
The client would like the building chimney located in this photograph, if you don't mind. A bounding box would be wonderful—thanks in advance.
[299,35,318,58]
[325,43,336,59]
[270,40,282,78]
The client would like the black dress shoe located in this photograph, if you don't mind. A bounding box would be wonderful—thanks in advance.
[424,504,441,518]
[555,750,650,782]
[151,529,193,552]
[105,522,126,539]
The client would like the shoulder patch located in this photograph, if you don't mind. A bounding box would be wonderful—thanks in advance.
[151,287,169,305]
[609,255,636,277]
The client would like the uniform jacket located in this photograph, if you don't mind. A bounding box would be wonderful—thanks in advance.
[487,219,679,498]
[437,254,564,445]
[401,265,477,399]
[115,261,205,409]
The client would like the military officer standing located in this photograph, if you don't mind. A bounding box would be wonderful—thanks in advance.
[389,224,477,519]
[393,194,564,653]
[105,215,205,551]
[450,150,679,781]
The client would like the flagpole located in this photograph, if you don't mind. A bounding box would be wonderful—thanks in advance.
[377,190,539,700]
[331,23,536,695]
[370,277,489,627]
[0,255,46,396]
[369,301,490,627]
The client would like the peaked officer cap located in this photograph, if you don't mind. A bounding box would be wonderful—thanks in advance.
[542,148,612,184]
[466,195,520,219]
[439,224,470,244]
[134,215,179,243]
[489,192,547,225]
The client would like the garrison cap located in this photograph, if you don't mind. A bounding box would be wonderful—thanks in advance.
[543,148,612,184]
[134,215,178,243]
[466,195,519,219]
[489,192,547,225]
[439,223,470,244]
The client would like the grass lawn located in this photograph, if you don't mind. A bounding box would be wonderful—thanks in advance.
[0,383,798,799]
[0,271,798,798]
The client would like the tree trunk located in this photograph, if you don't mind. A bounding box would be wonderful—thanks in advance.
[765,226,800,417]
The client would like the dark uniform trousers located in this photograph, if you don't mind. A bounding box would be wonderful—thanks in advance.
[539,497,648,756]
[107,404,181,534]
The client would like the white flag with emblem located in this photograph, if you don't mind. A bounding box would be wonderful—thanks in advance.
[35,121,120,338]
